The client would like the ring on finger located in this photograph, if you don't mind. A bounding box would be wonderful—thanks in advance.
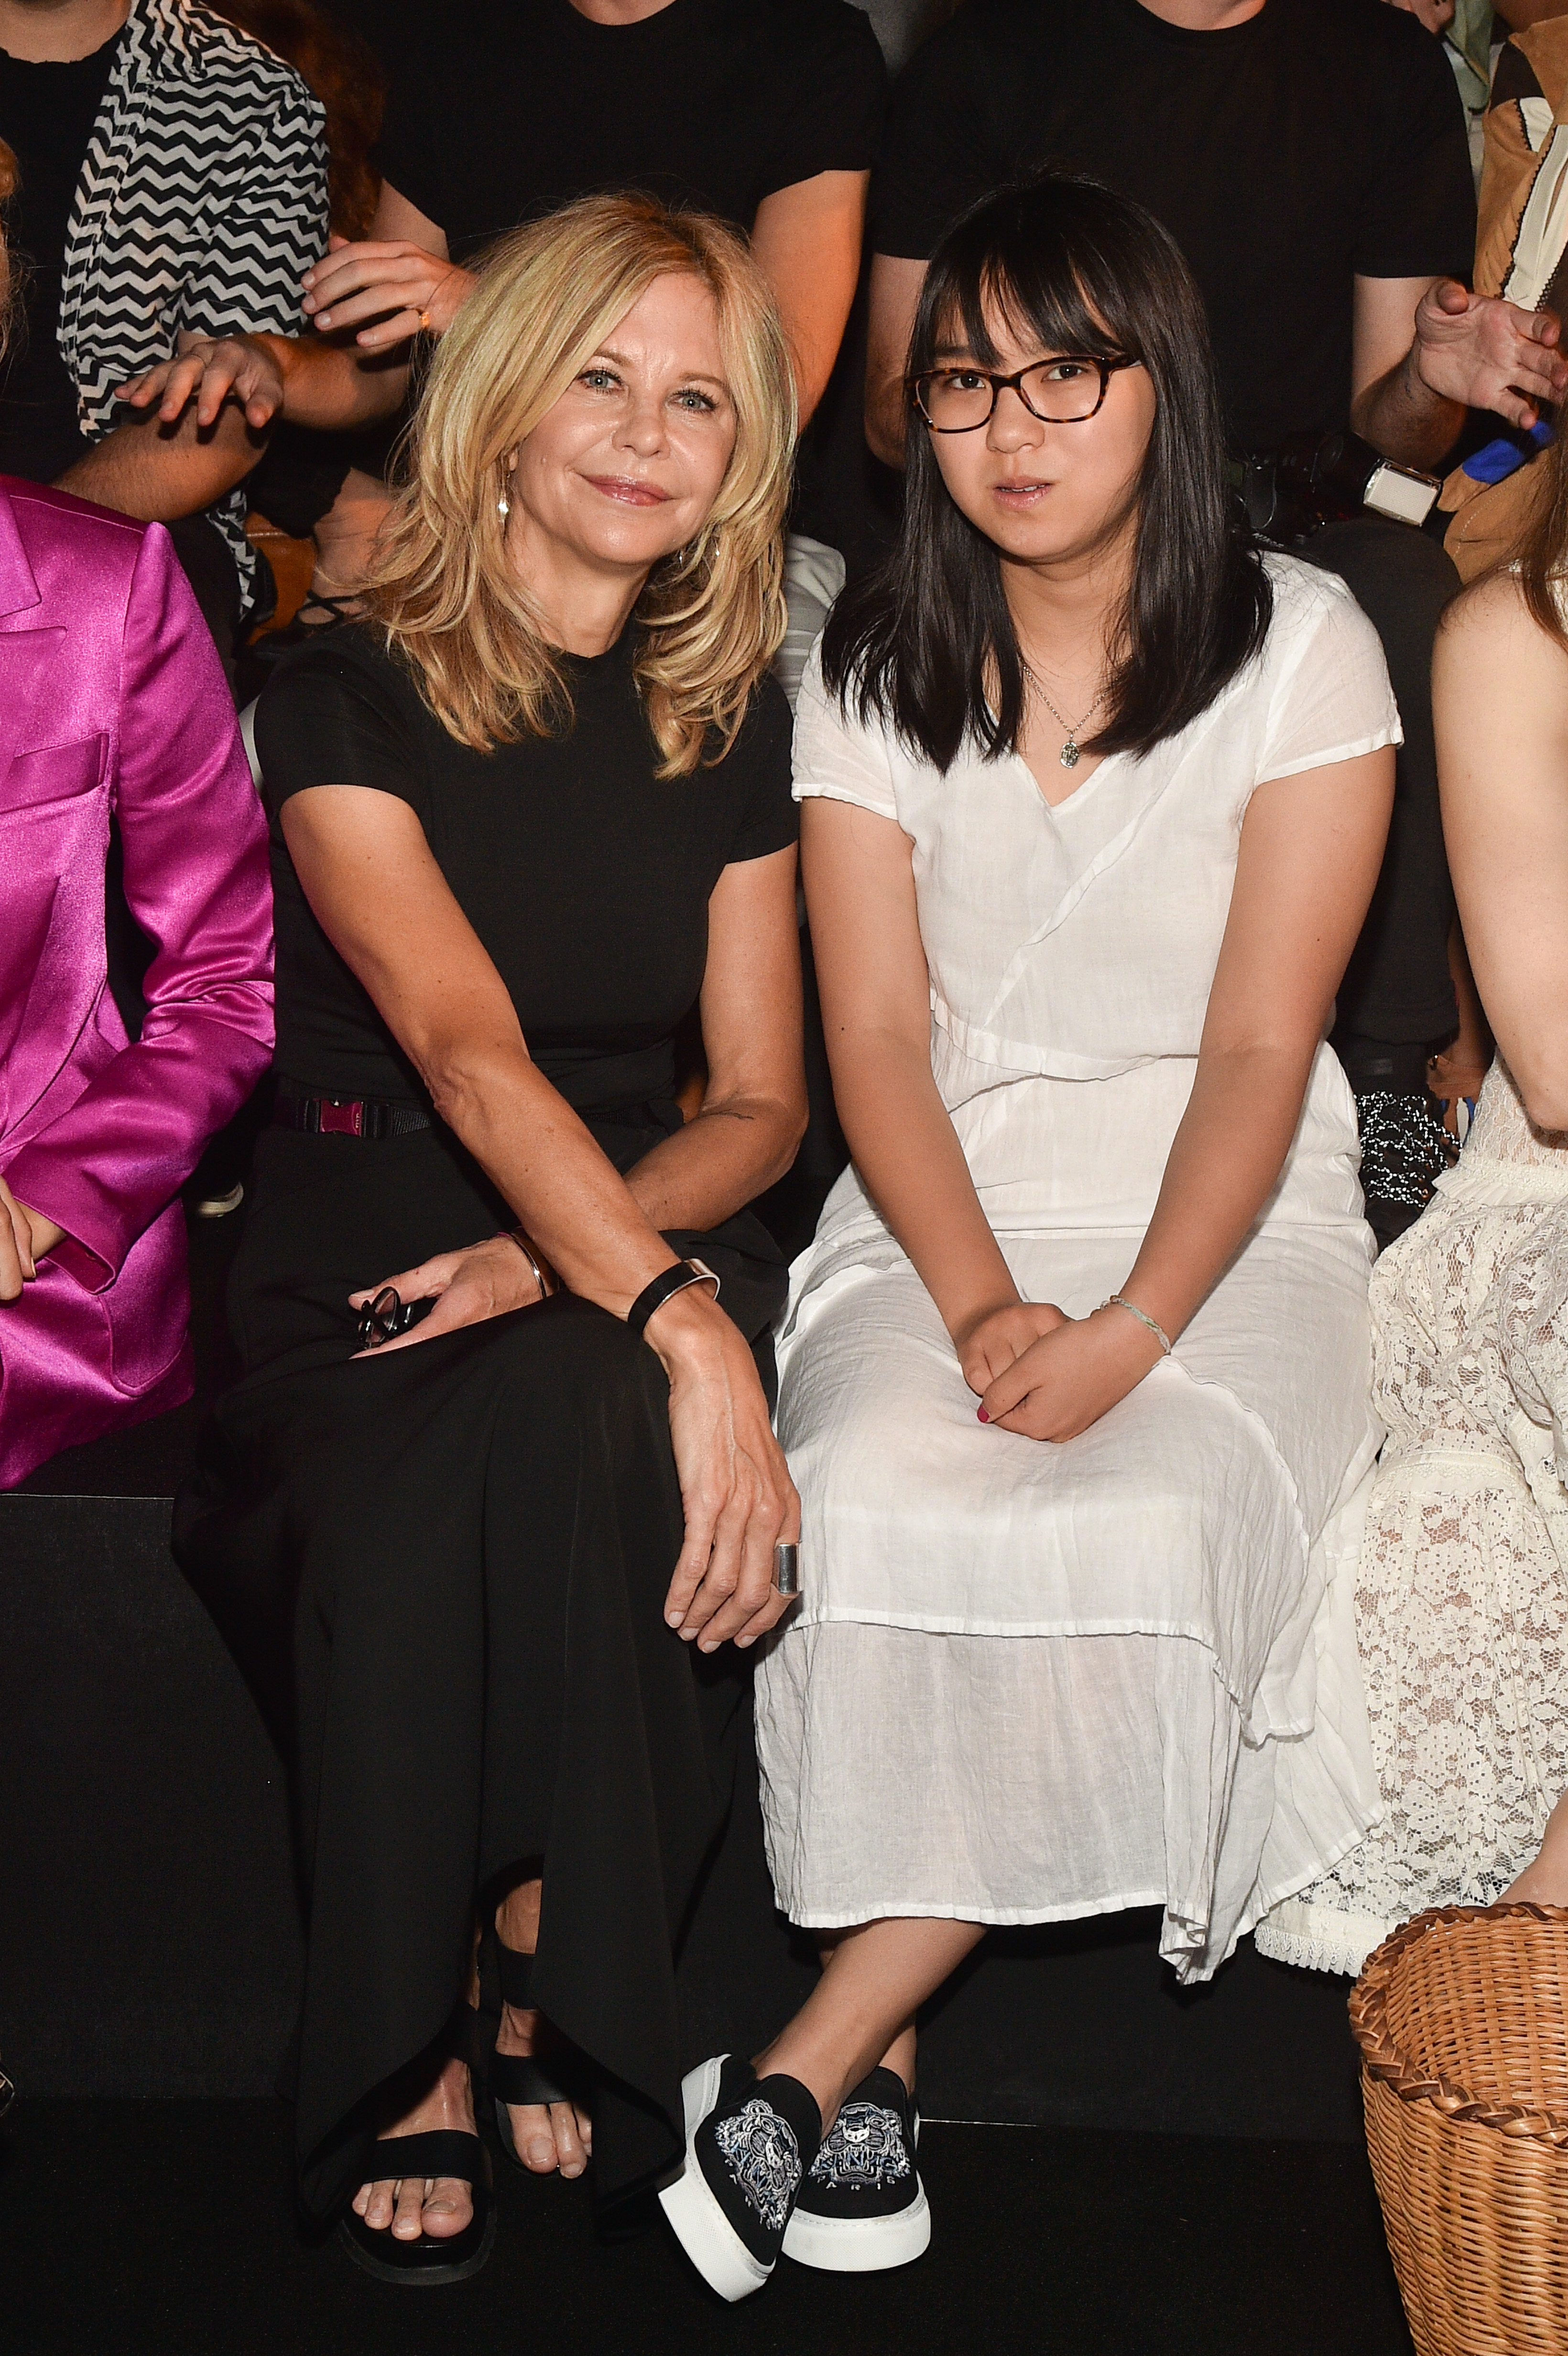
[773,1542,799,1597]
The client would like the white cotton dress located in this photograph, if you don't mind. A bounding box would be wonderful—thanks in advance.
[755,555,1399,1982]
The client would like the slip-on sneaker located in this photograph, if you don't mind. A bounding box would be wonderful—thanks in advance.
[658,2053,821,2302]
[782,2066,930,2271]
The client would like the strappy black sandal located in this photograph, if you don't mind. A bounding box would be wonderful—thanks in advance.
[338,2127,496,2286]
[491,1941,589,2172]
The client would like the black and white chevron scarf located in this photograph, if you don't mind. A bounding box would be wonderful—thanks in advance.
[57,0,329,611]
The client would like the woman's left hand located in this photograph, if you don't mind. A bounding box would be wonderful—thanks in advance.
[302,235,477,348]
[349,1234,547,1357]
[977,1305,1165,1442]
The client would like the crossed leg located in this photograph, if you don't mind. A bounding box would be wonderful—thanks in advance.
[754,1917,987,2134]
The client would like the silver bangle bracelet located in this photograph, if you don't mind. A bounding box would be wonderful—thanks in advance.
[506,1229,555,1301]
[1101,1293,1173,1357]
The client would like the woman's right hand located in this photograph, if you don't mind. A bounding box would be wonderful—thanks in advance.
[116,331,287,431]
[648,1287,801,1654]
[953,1300,1067,1397]
[348,1234,547,1356]
[0,1175,38,1301]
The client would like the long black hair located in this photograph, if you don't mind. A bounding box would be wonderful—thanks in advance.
[824,173,1271,769]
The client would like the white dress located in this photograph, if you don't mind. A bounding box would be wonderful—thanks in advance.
[1256,1060,1568,1977]
[755,555,1399,1981]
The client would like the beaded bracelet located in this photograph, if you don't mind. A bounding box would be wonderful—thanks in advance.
[1101,1292,1173,1357]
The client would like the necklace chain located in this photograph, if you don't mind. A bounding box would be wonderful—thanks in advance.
[1027,667,1106,772]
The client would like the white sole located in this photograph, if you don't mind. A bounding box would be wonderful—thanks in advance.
[782,2176,931,2272]
[657,2057,773,2304]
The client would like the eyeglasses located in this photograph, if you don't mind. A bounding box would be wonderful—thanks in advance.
[911,353,1141,434]
[356,1285,419,1350]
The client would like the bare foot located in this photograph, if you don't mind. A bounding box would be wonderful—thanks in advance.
[351,2050,477,2241]
[494,1878,591,2178]
[495,1997,593,2177]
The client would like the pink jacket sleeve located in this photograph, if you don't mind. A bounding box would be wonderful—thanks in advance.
[4,525,275,1290]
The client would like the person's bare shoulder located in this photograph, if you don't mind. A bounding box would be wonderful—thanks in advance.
[1440,563,1547,645]
[1435,565,1568,792]
[1434,564,1568,689]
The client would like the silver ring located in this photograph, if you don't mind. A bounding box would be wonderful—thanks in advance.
[773,1542,799,1597]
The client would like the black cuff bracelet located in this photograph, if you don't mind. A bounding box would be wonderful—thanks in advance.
[626,1257,720,1343]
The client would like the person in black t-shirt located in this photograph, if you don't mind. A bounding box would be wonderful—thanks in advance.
[866,0,1541,466]
[123,0,885,643]
[864,0,1568,1246]
[173,193,806,2282]
[310,0,885,427]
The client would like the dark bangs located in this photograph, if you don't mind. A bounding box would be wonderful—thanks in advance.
[824,173,1271,771]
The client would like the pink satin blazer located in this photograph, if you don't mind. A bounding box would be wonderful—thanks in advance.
[0,481,273,1488]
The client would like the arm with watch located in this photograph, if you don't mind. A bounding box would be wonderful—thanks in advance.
[283,783,807,1653]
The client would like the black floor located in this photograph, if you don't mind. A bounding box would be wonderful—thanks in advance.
[4,2102,1412,2356]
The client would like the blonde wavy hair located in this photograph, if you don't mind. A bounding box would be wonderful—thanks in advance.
[362,193,797,775]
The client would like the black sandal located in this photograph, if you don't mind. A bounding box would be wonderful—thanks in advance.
[491,1941,588,2172]
[338,2127,496,2286]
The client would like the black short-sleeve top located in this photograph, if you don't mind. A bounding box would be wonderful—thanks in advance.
[253,622,796,1150]
[871,0,1475,453]
[327,0,887,259]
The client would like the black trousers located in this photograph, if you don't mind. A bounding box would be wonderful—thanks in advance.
[174,1118,786,2224]
[1299,517,1461,1057]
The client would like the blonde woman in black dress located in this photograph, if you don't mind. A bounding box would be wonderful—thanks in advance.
[175,195,805,2282]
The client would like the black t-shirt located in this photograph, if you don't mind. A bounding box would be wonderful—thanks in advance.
[324,0,886,256]
[255,624,798,1127]
[0,30,122,482]
[874,0,1476,451]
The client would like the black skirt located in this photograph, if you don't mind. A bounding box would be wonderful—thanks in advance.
[173,1114,786,2221]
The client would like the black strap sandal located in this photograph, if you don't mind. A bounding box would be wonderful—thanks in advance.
[491,1941,588,2171]
[338,2127,496,2286]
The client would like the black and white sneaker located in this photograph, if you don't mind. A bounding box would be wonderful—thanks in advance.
[658,2054,821,2302]
[782,2066,930,2272]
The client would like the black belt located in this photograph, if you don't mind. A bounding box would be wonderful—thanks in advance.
[272,1089,433,1140]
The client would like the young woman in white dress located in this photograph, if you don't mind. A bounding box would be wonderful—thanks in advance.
[1257,413,1568,1978]
[659,173,1398,2301]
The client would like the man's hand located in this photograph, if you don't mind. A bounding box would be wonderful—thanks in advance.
[118,330,288,434]
[976,1304,1165,1442]
[1411,279,1568,429]
[302,235,477,351]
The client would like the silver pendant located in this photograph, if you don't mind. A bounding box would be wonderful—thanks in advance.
[1060,739,1080,769]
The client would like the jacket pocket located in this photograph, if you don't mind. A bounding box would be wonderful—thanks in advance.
[8,735,106,811]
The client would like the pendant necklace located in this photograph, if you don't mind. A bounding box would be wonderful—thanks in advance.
[1030,675,1106,771]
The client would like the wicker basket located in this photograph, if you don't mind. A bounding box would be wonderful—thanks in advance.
[1350,1903,1568,2356]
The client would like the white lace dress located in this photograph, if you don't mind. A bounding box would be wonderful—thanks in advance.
[756,557,1398,1982]
[1257,1061,1568,1976]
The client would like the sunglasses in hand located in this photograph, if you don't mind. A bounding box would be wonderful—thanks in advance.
[356,1285,424,1351]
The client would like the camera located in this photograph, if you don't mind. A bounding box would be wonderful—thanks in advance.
[1238,430,1440,546]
